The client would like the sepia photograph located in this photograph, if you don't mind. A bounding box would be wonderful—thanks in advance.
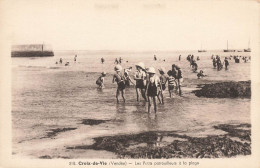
[1,0,260,167]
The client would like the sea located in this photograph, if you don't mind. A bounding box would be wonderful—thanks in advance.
[11,50,251,158]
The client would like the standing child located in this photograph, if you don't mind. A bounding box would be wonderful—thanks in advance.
[158,67,167,104]
[124,67,135,87]
[224,57,229,69]
[146,67,162,113]
[134,62,147,102]
[173,65,183,96]
[96,72,106,89]
[112,65,126,103]
[167,70,177,98]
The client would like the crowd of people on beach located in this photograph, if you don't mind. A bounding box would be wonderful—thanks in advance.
[95,53,250,113]
[96,59,183,113]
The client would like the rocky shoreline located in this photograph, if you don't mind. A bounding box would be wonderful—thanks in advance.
[67,123,251,159]
[192,81,251,98]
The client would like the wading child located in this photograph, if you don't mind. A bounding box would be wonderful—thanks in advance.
[146,67,162,113]
[224,57,229,69]
[96,72,106,89]
[158,67,167,104]
[172,65,183,96]
[167,70,177,98]
[134,62,147,102]
[217,57,223,70]
[197,70,206,79]
[112,65,126,103]
[124,67,135,87]
[192,60,198,72]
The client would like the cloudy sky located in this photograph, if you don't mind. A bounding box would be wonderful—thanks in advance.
[2,0,259,51]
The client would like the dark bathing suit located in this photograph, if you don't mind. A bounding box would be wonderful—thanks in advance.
[114,73,126,91]
[136,79,145,89]
[147,81,157,97]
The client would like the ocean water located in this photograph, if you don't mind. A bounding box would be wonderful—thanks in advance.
[11,50,251,158]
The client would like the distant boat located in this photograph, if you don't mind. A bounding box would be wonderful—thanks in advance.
[244,40,251,52]
[198,43,207,52]
[244,48,251,52]
[198,50,207,52]
[11,44,54,57]
[223,40,235,52]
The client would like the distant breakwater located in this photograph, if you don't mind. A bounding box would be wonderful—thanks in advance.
[11,44,54,57]
[11,51,54,57]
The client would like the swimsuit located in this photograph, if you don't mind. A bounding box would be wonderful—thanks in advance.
[147,76,160,96]
[114,73,126,91]
[135,71,146,89]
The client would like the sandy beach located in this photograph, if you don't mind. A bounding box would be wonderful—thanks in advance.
[12,50,251,159]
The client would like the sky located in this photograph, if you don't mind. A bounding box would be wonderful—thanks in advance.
[2,0,259,51]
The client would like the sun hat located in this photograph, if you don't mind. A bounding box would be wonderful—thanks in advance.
[101,72,106,76]
[158,67,166,74]
[135,62,145,70]
[147,67,156,74]
[114,65,122,71]
[175,65,181,69]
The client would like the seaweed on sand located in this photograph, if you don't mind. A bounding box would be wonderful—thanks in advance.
[192,81,251,98]
[67,124,251,158]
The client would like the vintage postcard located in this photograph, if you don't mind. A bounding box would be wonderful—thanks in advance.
[0,0,260,168]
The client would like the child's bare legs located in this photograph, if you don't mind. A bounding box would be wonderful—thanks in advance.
[148,96,151,113]
[161,91,164,104]
[116,89,120,103]
[136,88,140,101]
[157,91,162,104]
[141,89,147,101]
[121,90,125,103]
[153,97,157,113]
[178,85,182,96]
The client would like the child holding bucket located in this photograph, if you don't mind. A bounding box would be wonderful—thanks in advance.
[146,67,162,113]
[112,65,126,103]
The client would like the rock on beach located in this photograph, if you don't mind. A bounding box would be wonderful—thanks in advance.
[193,81,251,98]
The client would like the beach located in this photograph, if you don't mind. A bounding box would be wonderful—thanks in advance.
[11,50,251,159]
